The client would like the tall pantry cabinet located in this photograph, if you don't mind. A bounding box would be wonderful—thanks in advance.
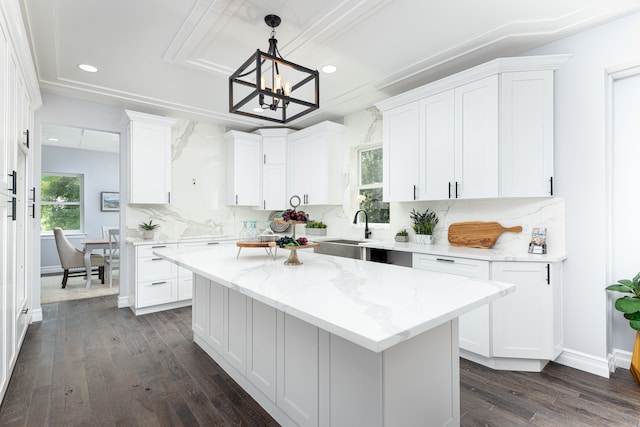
[0,2,41,406]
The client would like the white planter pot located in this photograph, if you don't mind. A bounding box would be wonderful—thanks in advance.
[143,230,154,240]
[415,234,433,245]
[305,227,327,236]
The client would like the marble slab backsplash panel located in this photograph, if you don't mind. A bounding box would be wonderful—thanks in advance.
[126,109,565,257]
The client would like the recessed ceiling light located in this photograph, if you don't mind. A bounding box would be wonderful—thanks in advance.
[322,65,337,74]
[47,137,59,142]
[78,64,98,73]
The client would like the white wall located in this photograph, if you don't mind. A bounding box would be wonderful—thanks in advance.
[524,10,640,372]
[40,145,119,271]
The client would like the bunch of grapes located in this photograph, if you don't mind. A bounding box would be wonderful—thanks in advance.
[276,236,309,248]
[281,209,309,222]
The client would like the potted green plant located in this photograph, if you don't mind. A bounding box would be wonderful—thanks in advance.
[305,220,327,236]
[606,273,640,384]
[410,208,439,244]
[140,220,160,240]
[395,229,409,243]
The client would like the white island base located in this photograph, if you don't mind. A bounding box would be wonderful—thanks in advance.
[193,274,460,427]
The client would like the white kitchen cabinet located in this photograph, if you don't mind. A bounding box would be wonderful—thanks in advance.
[277,312,319,427]
[224,288,248,375]
[453,75,499,199]
[247,299,277,402]
[412,253,492,357]
[256,129,290,210]
[125,110,176,204]
[382,102,420,202]
[491,262,563,360]
[288,121,344,206]
[225,131,262,206]
[500,71,554,197]
[418,90,455,200]
[377,55,569,201]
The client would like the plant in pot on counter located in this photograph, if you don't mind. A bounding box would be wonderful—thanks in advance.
[305,220,327,236]
[395,229,409,242]
[606,272,640,384]
[140,220,160,240]
[409,208,438,244]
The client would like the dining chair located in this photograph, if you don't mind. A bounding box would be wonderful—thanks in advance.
[105,228,120,288]
[53,227,105,288]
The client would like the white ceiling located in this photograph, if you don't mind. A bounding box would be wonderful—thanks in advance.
[20,0,640,131]
[41,123,119,153]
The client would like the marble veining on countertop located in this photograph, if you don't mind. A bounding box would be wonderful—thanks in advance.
[155,244,515,353]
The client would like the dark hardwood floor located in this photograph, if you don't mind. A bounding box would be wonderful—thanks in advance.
[0,296,639,426]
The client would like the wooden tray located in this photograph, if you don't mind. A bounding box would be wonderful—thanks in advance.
[448,222,522,249]
[236,241,277,248]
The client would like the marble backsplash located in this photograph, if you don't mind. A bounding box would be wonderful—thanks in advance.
[126,108,565,257]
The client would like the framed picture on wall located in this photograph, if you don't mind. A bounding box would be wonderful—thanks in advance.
[101,192,120,211]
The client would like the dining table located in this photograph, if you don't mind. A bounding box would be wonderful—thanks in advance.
[80,238,110,288]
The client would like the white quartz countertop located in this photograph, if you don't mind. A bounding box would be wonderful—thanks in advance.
[126,235,238,245]
[155,244,515,353]
[357,240,567,262]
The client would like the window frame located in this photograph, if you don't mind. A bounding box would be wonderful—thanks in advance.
[357,144,389,226]
[40,172,85,235]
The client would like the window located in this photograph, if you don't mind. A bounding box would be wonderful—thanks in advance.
[41,173,83,232]
[357,146,389,224]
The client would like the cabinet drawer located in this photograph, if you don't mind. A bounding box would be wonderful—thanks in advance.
[412,253,489,279]
[137,243,177,258]
[137,278,177,308]
[137,257,176,282]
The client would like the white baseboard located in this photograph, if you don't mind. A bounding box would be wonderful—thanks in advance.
[117,296,130,308]
[30,307,43,323]
[610,348,632,371]
[554,348,611,378]
[41,266,62,275]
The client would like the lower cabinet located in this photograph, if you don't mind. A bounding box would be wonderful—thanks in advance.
[412,253,563,371]
[413,253,491,357]
[491,261,562,360]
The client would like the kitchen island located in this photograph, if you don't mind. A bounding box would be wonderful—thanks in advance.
[157,244,514,427]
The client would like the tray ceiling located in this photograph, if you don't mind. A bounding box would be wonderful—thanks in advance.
[21,0,640,130]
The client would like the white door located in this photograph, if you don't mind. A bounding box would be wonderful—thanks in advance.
[610,69,640,353]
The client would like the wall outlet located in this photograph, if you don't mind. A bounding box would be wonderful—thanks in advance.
[522,222,532,235]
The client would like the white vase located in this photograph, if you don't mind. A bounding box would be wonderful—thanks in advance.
[415,234,433,245]
[143,229,154,240]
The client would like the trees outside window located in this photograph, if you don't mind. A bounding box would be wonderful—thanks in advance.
[41,173,83,232]
[357,146,389,224]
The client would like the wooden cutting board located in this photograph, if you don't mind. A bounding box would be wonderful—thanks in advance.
[448,221,522,249]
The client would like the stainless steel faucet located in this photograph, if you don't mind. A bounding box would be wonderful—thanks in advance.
[353,209,371,239]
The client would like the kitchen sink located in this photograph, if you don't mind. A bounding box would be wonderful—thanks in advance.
[314,239,365,259]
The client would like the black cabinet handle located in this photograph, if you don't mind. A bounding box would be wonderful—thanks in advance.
[436,258,455,263]
[455,181,459,198]
[235,194,238,205]
[264,200,266,210]
[168,192,171,203]
[30,187,36,202]
[151,245,167,249]
[151,281,167,286]
[21,308,28,315]
[413,185,417,200]
[8,197,16,221]
[206,242,220,245]
[31,203,35,219]
[546,264,551,285]
[8,171,16,195]
[549,177,554,196]
[448,182,452,199]
[24,129,29,148]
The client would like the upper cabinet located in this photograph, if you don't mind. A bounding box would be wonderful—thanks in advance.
[125,110,176,204]
[377,55,570,202]
[288,121,345,206]
[256,128,292,211]
[225,131,262,206]
[500,70,554,197]
[382,102,420,202]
